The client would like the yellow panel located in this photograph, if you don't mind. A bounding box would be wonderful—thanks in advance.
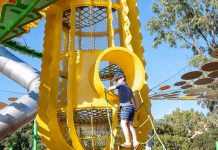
[37,5,73,150]
[120,0,132,50]
[92,47,145,98]
[107,0,114,47]
[37,12,55,150]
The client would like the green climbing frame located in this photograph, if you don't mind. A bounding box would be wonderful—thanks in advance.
[0,0,57,42]
[1,40,42,58]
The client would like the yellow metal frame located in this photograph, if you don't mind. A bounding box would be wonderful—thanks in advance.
[37,0,151,149]
[36,5,73,150]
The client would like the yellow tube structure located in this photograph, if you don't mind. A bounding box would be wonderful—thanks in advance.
[36,0,151,149]
[92,47,145,99]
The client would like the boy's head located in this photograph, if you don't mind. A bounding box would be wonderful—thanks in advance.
[113,72,125,83]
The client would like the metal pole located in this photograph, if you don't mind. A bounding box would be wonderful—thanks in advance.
[9,143,12,150]
[33,120,38,150]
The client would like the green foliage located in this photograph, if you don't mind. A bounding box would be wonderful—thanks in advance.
[153,134,191,150]
[189,54,209,67]
[191,127,218,150]
[197,99,218,112]
[146,0,218,55]
[146,0,218,112]
[0,122,46,150]
[153,108,218,149]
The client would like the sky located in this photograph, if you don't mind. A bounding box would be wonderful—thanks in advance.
[0,0,209,119]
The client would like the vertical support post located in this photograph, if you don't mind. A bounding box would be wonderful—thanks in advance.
[67,2,85,149]
[34,119,38,150]
[216,141,218,150]
[107,2,116,148]
[9,143,13,150]
[120,0,133,51]
[67,1,85,149]
[107,0,115,47]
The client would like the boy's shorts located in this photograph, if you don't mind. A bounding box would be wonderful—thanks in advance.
[119,104,135,121]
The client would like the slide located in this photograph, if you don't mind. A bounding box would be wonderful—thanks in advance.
[0,46,39,140]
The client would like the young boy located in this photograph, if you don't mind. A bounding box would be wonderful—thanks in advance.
[108,72,140,149]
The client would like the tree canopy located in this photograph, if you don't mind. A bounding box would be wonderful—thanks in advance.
[146,0,218,112]
[0,122,46,150]
[153,108,218,150]
[146,0,217,55]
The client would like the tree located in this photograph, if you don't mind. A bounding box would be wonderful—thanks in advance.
[153,108,217,149]
[146,0,217,54]
[0,122,46,150]
[146,0,218,112]
[192,128,218,150]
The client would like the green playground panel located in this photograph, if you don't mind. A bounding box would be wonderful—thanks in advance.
[0,0,56,42]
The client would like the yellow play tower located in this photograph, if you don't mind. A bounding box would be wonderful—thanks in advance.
[36,0,151,149]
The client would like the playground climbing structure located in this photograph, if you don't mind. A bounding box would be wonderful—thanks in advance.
[0,0,151,149]
[36,0,151,149]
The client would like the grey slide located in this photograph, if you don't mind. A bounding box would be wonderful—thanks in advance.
[0,46,40,140]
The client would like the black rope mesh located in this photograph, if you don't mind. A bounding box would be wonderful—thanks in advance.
[57,111,72,145]
[63,6,108,30]
[99,63,124,81]
[74,109,112,124]
[74,109,112,149]
[63,6,122,51]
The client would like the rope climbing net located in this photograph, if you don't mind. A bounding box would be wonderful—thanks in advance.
[99,63,124,80]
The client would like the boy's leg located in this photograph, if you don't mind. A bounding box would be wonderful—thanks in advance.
[128,121,140,146]
[121,120,131,145]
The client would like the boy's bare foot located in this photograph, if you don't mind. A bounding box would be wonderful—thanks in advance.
[121,142,132,147]
[133,142,140,150]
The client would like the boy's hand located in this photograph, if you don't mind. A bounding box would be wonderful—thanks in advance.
[108,86,116,91]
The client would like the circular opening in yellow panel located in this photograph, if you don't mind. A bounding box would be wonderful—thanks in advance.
[98,61,124,95]
[91,47,145,99]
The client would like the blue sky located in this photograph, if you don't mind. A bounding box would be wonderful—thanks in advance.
[0,0,209,119]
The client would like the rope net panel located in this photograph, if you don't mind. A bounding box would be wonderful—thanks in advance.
[99,61,123,81]
[63,5,122,51]
[74,109,112,150]
[57,111,72,145]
